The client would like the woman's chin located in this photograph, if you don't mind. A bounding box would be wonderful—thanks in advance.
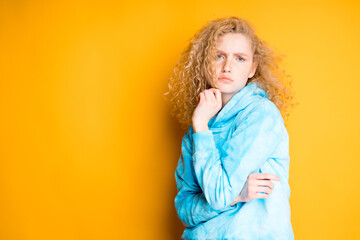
[217,87,241,94]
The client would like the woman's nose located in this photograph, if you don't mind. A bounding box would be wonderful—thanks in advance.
[222,59,231,72]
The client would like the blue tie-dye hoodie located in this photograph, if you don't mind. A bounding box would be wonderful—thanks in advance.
[174,82,295,239]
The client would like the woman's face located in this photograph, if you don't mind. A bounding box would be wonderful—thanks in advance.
[211,33,258,96]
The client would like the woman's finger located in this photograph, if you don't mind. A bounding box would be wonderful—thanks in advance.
[253,173,280,181]
[256,186,272,194]
[199,92,204,103]
[255,180,275,190]
[204,90,215,103]
[211,88,222,104]
[254,192,269,199]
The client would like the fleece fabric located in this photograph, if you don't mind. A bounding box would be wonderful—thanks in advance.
[174,82,295,239]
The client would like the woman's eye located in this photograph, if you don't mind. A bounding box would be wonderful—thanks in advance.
[237,57,245,61]
[216,55,223,59]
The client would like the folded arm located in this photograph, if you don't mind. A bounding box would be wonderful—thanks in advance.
[174,131,233,228]
[192,100,285,210]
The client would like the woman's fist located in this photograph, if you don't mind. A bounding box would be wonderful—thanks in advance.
[230,173,280,206]
[192,88,222,132]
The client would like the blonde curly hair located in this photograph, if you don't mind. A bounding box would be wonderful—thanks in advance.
[164,16,297,130]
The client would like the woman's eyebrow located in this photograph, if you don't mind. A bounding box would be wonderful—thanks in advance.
[216,50,249,57]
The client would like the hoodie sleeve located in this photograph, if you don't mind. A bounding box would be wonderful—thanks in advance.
[174,130,234,228]
[192,99,285,210]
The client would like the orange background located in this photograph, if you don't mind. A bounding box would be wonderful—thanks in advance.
[0,0,360,239]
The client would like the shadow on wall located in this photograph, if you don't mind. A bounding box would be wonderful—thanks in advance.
[161,83,188,240]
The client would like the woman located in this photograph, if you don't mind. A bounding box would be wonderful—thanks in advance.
[164,17,296,239]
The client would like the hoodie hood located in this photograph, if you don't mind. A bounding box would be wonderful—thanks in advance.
[208,82,269,128]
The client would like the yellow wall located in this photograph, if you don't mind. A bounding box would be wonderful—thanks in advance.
[0,0,359,239]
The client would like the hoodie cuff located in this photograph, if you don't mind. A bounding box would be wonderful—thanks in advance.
[192,130,217,153]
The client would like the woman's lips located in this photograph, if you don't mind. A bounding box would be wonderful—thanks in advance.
[219,77,234,83]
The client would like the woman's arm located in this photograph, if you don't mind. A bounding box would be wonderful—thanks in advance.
[174,131,234,228]
[192,99,286,210]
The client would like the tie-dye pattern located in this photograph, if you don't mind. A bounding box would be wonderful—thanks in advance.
[174,82,295,239]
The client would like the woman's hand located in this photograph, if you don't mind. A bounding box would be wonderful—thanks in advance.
[230,173,280,206]
[192,88,222,133]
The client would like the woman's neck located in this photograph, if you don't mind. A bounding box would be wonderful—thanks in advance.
[221,93,236,109]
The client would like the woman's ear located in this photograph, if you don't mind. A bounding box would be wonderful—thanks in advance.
[249,61,258,78]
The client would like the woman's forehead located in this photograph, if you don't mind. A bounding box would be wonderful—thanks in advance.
[214,33,253,54]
